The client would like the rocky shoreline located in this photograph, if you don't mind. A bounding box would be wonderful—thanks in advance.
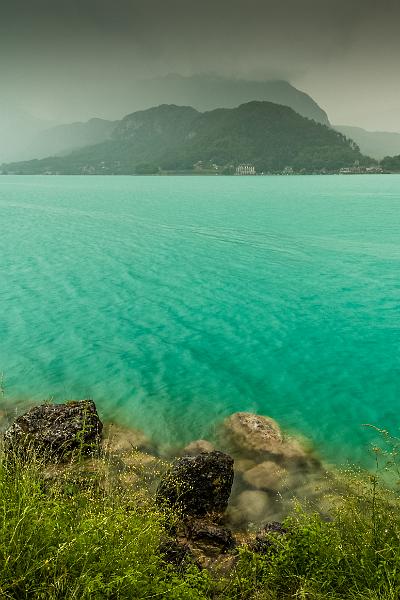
[0,399,343,572]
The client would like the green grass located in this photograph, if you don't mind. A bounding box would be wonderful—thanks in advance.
[0,436,400,599]
[0,452,210,599]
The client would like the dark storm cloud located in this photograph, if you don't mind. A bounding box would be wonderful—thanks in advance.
[1,0,400,130]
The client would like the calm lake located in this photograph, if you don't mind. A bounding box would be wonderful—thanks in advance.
[1,175,399,465]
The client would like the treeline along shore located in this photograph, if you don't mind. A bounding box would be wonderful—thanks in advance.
[1,398,400,599]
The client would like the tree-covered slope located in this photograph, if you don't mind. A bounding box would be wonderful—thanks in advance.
[156,101,364,172]
[381,154,400,172]
[1,101,370,175]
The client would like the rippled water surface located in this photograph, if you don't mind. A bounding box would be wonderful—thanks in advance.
[1,175,400,464]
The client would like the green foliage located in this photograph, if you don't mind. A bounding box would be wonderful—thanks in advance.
[2,102,374,175]
[1,434,400,599]
[135,162,160,175]
[232,487,400,599]
[0,455,211,599]
[381,154,400,172]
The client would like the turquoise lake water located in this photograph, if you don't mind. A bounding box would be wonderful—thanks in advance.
[1,175,400,465]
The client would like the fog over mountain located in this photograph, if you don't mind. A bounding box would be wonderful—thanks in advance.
[0,101,53,163]
[1,0,399,134]
[334,126,400,160]
[0,78,332,163]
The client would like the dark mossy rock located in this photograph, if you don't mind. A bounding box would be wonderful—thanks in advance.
[249,521,288,553]
[4,400,103,463]
[185,518,236,552]
[158,538,198,570]
[156,451,234,518]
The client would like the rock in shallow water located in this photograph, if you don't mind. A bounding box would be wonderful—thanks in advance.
[183,439,215,456]
[4,400,103,462]
[223,411,312,467]
[102,423,152,455]
[223,412,284,455]
[156,451,234,518]
[243,461,287,490]
[236,490,271,522]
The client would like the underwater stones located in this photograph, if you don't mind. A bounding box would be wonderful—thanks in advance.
[223,412,284,455]
[102,423,152,455]
[243,461,287,490]
[234,458,256,473]
[236,490,271,523]
[183,439,215,456]
[223,411,311,468]
[4,399,103,462]
[156,451,234,518]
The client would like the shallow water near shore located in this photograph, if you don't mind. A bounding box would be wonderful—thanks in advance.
[1,175,400,467]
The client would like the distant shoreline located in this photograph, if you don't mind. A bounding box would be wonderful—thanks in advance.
[1,171,399,177]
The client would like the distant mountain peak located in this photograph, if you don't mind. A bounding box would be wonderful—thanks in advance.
[0,77,331,163]
[3,100,369,175]
[133,75,330,126]
[334,125,400,159]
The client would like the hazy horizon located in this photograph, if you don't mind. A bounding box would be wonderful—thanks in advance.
[1,0,400,132]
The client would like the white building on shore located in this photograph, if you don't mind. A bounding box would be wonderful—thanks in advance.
[236,164,256,175]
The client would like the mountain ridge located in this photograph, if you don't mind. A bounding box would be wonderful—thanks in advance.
[334,125,400,160]
[130,75,331,126]
[0,78,330,163]
[2,101,371,175]
[23,118,117,160]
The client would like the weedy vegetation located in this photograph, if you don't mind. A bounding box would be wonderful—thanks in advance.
[0,426,400,599]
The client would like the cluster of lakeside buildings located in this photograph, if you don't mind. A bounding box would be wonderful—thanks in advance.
[338,165,383,175]
[235,164,256,175]
[233,163,384,176]
[190,161,385,176]
[232,163,384,176]
[0,160,388,177]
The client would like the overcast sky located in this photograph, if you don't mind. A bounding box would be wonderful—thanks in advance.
[1,0,400,131]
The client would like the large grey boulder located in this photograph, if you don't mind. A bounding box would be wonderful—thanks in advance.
[156,451,234,518]
[4,399,103,462]
[223,412,284,455]
[222,412,311,466]
[182,439,215,456]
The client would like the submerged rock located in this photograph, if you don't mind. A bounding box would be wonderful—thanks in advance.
[183,439,215,456]
[102,422,152,455]
[4,399,103,462]
[234,458,257,473]
[236,490,271,523]
[223,412,284,455]
[242,461,288,490]
[223,411,311,467]
[156,451,234,518]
